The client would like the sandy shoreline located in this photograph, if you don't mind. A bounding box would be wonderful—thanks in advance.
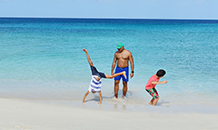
[0,98,218,130]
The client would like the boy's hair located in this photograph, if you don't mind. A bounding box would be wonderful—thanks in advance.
[156,69,166,77]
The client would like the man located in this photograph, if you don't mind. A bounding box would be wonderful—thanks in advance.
[111,43,134,99]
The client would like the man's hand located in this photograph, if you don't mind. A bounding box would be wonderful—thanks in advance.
[130,73,134,78]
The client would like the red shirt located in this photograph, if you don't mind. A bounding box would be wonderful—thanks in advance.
[145,74,160,89]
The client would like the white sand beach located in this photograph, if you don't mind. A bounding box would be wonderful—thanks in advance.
[0,98,218,130]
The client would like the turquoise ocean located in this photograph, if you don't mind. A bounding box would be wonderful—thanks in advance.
[0,18,218,112]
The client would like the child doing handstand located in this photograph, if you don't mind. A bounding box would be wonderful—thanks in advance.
[82,49,126,104]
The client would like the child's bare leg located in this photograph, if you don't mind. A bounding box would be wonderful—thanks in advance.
[82,91,89,103]
[104,71,126,79]
[152,98,159,106]
[149,98,155,105]
[98,91,102,104]
[83,48,94,66]
[121,71,127,79]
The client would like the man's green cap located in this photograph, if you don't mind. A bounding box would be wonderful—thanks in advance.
[117,43,124,49]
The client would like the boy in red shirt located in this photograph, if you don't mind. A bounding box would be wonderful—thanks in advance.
[145,69,167,106]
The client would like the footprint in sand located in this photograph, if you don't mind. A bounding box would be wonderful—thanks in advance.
[0,127,9,130]
[13,126,32,130]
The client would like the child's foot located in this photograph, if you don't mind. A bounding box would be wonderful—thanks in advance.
[122,71,127,79]
[82,48,87,53]
[98,102,102,104]
[82,101,87,103]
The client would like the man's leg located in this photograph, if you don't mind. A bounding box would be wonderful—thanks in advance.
[114,80,120,98]
[122,81,127,97]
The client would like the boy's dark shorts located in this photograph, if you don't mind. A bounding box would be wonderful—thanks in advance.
[90,65,106,78]
[146,88,159,99]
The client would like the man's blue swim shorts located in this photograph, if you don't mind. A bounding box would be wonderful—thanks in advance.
[114,66,129,82]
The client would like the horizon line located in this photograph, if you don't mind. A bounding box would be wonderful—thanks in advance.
[0,16,218,21]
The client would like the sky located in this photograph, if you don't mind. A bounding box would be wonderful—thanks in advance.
[0,0,218,19]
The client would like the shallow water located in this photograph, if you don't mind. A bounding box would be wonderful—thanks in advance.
[1,18,218,109]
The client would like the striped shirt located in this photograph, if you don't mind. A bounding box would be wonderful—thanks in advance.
[88,75,102,92]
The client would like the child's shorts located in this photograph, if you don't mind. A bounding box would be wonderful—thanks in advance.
[146,88,159,99]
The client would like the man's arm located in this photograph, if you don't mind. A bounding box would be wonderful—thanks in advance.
[111,53,117,75]
[83,48,94,66]
[129,52,134,78]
